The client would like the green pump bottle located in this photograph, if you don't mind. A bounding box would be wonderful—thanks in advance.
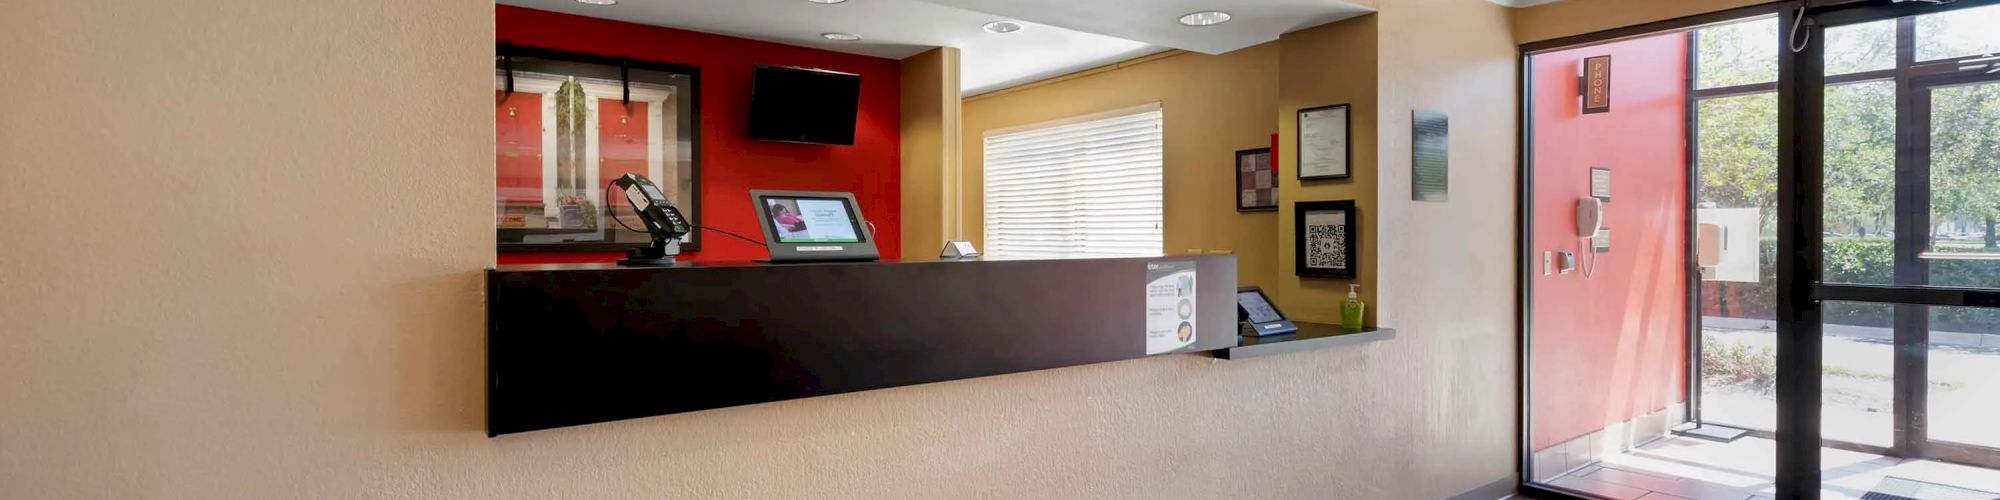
[1341,284,1366,330]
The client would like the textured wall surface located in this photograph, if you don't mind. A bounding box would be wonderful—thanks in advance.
[0,1,1522,498]
[1368,0,1523,491]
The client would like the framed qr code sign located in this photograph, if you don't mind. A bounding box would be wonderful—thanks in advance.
[1294,200,1357,279]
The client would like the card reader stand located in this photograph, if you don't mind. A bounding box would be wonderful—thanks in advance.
[617,240,681,267]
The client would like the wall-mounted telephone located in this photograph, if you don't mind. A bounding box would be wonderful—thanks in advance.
[610,173,691,266]
[1576,197,1603,277]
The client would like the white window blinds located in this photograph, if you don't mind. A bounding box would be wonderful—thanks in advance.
[983,104,1164,259]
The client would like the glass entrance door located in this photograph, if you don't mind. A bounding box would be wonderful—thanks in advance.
[1910,72,2000,467]
[1783,1,2000,497]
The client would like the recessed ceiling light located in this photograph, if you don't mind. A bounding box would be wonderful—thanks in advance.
[574,0,616,5]
[805,0,848,3]
[821,32,862,41]
[1178,10,1232,27]
[983,21,1024,34]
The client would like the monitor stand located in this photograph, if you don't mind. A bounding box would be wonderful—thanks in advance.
[754,256,881,264]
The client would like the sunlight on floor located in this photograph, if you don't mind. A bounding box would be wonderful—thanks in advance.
[1548,435,2000,499]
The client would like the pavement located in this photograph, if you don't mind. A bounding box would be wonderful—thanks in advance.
[1704,316,2000,349]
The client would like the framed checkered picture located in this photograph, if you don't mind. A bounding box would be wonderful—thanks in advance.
[1236,147,1276,211]
[1294,200,1357,279]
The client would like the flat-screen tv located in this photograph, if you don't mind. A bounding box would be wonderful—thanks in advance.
[748,65,861,145]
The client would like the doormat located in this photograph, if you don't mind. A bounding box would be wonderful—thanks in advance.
[1860,477,2000,500]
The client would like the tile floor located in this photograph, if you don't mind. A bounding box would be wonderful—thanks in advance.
[1541,435,2000,499]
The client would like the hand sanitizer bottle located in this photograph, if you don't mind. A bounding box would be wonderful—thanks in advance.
[1341,284,1365,330]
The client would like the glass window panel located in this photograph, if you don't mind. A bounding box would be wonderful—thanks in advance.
[1927,81,2000,283]
[1822,81,1898,285]
[492,56,697,249]
[1821,301,1896,449]
[1916,3,2000,62]
[1824,20,1896,76]
[1928,305,2000,449]
[1696,91,1780,433]
[1696,17,1780,89]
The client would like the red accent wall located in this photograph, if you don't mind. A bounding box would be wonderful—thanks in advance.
[598,99,650,198]
[1529,33,1689,451]
[496,91,544,204]
[496,6,901,263]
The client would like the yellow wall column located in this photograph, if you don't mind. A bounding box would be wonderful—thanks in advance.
[900,47,963,258]
[1275,16,1381,324]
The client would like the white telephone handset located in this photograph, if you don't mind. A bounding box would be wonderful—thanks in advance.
[1577,197,1603,237]
[1576,197,1604,277]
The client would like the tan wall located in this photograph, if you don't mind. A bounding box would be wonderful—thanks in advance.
[900,47,964,258]
[1512,0,1770,44]
[1275,16,1381,325]
[961,46,1284,291]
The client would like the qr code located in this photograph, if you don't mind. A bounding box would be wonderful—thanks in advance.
[1306,223,1347,269]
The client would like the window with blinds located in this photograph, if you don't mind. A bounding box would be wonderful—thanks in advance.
[983,104,1164,259]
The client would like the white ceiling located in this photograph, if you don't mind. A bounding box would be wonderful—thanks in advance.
[497,0,1378,95]
[921,0,1372,55]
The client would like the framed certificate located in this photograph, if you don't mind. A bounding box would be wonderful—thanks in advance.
[1296,103,1350,180]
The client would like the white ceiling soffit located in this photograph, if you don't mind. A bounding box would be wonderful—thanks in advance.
[496,0,1163,95]
[918,0,1374,55]
[1485,0,1563,7]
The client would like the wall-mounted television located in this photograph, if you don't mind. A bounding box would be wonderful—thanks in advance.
[748,65,861,145]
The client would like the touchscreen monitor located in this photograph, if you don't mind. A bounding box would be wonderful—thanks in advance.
[1238,289,1285,323]
[750,189,881,262]
[762,196,866,244]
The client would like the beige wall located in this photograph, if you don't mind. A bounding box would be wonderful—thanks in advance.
[1275,16,1381,325]
[1512,0,1769,44]
[1370,0,1522,484]
[0,0,1736,497]
[0,1,1508,498]
[961,46,1285,291]
[900,47,964,258]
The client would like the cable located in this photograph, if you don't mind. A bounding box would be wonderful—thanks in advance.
[699,225,767,247]
[1788,5,1811,53]
[603,179,767,247]
[604,179,644,234]
[1581,236,1599,278]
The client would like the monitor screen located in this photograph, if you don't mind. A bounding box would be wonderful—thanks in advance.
[748,65,861,145]
[762,196,866,244]
[1238,290,1284,324]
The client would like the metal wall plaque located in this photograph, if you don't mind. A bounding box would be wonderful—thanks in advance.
[1411,110,1449,202]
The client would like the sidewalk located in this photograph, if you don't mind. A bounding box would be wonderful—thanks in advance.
[1704,316,2000,349]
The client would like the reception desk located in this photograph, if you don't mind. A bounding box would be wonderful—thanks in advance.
[487,255,1237,435]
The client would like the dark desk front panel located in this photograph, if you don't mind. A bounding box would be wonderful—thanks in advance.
[487,256,1235,435]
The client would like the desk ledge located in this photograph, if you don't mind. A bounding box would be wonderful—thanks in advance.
[1213,323,1396,360]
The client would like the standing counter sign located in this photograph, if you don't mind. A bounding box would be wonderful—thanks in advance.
[1145,261,1198,355]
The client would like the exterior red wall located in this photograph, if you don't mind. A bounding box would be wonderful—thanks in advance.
[1529,33,1689,451]
[495,6,901,264]
[496,91,544,204]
